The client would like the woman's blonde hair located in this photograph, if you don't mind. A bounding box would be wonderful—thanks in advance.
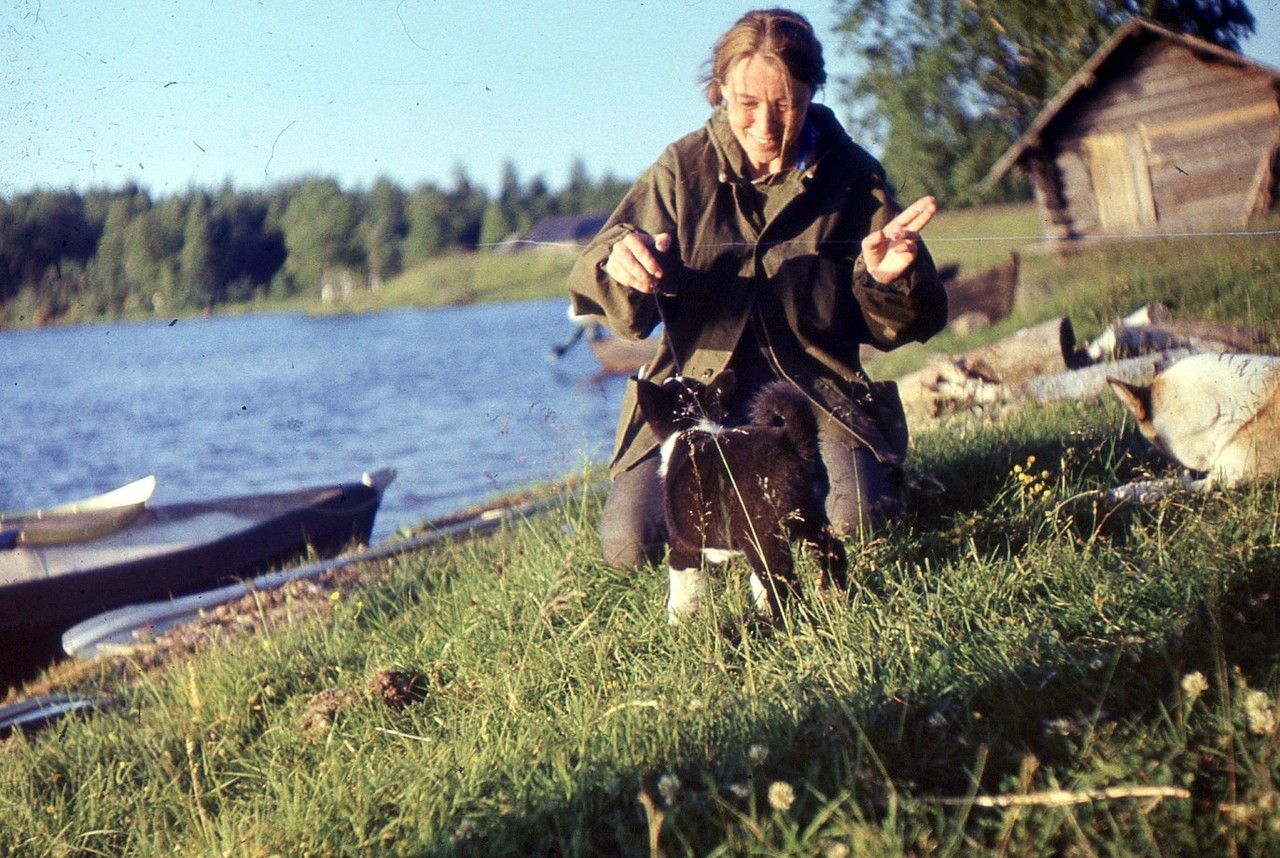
[701,8,826,107]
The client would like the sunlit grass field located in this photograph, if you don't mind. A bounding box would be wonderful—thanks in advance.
[2,213,1279,855]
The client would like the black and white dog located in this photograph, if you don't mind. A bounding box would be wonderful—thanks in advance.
[635,370,848,624]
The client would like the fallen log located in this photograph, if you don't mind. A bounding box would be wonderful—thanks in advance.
[948,315,1073,386]
[898,298,1276,426]
[900,348,1194,425]
[898,316,1076,423]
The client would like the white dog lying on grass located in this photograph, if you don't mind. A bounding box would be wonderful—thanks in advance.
[1107,352,1280,501]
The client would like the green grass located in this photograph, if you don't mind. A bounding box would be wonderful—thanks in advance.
[3,216,1280,856]
[927,201,1046,273]
[312,251,578,315]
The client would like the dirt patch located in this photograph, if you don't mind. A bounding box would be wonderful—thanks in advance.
[4,558,391,709]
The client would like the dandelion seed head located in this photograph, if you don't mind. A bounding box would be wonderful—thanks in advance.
[1181,671,1209,699]
[747,744,769,766]
[450,819,477,845]
[1244,689,1276,735]
[658,773,681,806]
[767,780,796,811]
[820,841,851,858]
[1044,717,1074,736]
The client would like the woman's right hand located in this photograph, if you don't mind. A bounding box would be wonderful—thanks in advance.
[604,230,673,294]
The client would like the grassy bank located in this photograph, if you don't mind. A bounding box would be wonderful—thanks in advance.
[2,221,1279,855]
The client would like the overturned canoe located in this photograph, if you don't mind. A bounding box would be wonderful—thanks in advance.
[1,475,157,547]
[0,469,394,638]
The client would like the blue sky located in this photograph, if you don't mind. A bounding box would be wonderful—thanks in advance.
[4,1,1279,198]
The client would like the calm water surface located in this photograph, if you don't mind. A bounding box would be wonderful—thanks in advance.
[1,300,627,541]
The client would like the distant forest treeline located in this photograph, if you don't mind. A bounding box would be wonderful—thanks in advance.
[0,159,631,325]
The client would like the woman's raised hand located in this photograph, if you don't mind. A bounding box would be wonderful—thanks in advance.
[861,195,936,285]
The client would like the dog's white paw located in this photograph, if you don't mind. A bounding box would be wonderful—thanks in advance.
[749,573,777,619]
[667,566,709,624]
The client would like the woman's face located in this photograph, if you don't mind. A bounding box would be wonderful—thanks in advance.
[722,53,812,178]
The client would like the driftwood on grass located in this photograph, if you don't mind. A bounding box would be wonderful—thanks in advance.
[1068,303,1271,367]
[949,316,1073,386]
[898,316,1076,423]
[897,300,1273,426]
[900,347,1194,425]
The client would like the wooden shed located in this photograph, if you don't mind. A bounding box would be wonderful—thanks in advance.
[983,18,1280,243]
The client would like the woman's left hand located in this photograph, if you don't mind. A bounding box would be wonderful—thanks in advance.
[862,196,936,285]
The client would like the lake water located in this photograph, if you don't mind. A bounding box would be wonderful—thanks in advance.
[0,299,629,542]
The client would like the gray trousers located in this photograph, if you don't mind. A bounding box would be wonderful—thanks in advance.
[599,425,904,568]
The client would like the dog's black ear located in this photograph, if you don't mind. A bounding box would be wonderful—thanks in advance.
[635,376,680,433]
[637,378,688,441]
[635,377,664,420]
[708,370,736,405]
[1107,377,1152,423]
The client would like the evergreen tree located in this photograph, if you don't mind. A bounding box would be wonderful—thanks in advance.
[403,184,449,267]
[479,200,514,249]
[496,161,524,235]
[86,196,134,314]
[561,158,592,216]
[180,193,218,310]
[521,175,555,231]
[360,178,406,287]
[279,178,359,294]
[441,166,488,250]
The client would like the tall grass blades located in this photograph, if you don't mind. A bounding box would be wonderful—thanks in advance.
[2,218,1279,855]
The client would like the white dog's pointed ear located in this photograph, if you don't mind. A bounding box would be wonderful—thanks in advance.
[1107,377,1152,422]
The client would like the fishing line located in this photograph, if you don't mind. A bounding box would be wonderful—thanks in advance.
[484,226,1280,252]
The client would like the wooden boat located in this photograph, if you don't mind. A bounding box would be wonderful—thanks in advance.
[1,475,157,547]
[588,332,658,376]
[550,313,658,376]
[0,469,395,640]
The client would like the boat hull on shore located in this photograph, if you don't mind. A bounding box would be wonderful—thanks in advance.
[0,470,393,639]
